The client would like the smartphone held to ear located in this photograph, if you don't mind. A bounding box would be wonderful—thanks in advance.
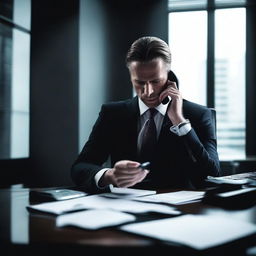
[162,96,169,105]
[161,70,179,105]
[161,81,170,105]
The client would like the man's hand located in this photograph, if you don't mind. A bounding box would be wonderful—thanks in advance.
[99,160,149,188]
[159,80,186,125]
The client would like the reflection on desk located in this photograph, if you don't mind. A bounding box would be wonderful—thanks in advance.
[0,184,256,256]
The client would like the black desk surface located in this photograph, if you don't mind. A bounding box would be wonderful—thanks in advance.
[0,185,256,256]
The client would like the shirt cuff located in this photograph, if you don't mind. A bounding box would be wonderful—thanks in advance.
[94,168,110,189]
[170,119,191,136]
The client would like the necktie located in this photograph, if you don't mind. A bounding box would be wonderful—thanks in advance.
[140,108,157,162]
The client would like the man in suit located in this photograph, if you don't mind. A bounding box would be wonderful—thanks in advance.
[71,36,220,193]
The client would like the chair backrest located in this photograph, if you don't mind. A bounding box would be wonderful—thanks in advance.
[209,108,217,138]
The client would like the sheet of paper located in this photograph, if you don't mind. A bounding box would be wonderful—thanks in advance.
[103,185,156,198]
[120,214,256,250]
[134,190,205,205]
[27,194,181,215]
[56,209,136,230]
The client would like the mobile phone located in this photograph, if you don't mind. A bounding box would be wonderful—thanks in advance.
[139,161,151,169]
[161,70,179,105]
[162,95,169,105]
[161,81,170,105]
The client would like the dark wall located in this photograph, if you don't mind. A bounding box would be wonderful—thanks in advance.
[29,0,79,187]
[0,158,32,187]
[103,0,168,102]
[79,0,109,151]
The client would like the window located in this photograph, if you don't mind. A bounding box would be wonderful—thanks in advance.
[0,0,31,159]
[168,11,207,105]
[168,0,246,160]
[215,8,246,159]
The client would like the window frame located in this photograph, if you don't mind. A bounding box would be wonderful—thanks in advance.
[168,0,256,160]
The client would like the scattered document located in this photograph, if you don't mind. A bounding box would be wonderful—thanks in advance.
[103,185,156,198]
[56,209,136,230]
[134,190,205,205]
[120,214,256,250]
[207,175,250,185]
[27,194,181,215]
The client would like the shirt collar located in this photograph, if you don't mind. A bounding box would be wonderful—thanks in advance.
[138,97,170,116]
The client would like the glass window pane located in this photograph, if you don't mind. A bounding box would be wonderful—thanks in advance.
[12,29,30,113]
[11,113,29,158]
[10,29,30,158]
[168,0,207,11]
[214,0,246,8]
[0,23,12,158]
[215,8,246,160]
[0,24,30,159]
[0,0,13,20]
[13,0,31,30]
[0,0,31,30]
[168,11,207,105]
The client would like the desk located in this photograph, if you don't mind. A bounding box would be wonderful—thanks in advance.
[0,185,256,256]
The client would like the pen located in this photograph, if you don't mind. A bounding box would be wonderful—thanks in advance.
[139,161,151,169]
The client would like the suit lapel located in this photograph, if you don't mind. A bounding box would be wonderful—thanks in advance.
[160,101,173,134]
[157,101,179,150]
[124,97,140,160]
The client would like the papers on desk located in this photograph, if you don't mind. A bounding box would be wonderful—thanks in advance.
[134,190,205,205]
[106,185,156,198]
[120,214,256,250]
[56,209,136,230]
[27,194,181,215]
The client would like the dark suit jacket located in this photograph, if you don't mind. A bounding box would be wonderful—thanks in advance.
[71,97,220,193]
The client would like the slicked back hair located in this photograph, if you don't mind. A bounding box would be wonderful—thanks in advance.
[126,36,172,71]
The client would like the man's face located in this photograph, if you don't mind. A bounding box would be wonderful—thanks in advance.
[129,58,169,108]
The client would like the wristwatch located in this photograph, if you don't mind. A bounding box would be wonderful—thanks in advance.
[170,119,191,136]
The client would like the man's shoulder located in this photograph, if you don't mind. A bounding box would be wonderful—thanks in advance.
[101,97,137,112]
[103,98,133,107]
[183,99,211,117]
[98,98,138,125]
[183,99,209,111]
[183,99,208,109]
[99,98,138,121]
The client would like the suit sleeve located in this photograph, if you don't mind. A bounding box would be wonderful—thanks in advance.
[70,104,112,193]
[182,108,221,186]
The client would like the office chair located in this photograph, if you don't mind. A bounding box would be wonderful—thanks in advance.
[209,108,217,138]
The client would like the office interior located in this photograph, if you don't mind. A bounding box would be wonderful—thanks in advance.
[0,0,256,189]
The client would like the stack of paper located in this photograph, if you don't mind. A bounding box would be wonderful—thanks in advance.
[104,185,156,198]
[56,209,136,230]
[134,190,205,205]
[27,194,181,215]
[120,214,256,250]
